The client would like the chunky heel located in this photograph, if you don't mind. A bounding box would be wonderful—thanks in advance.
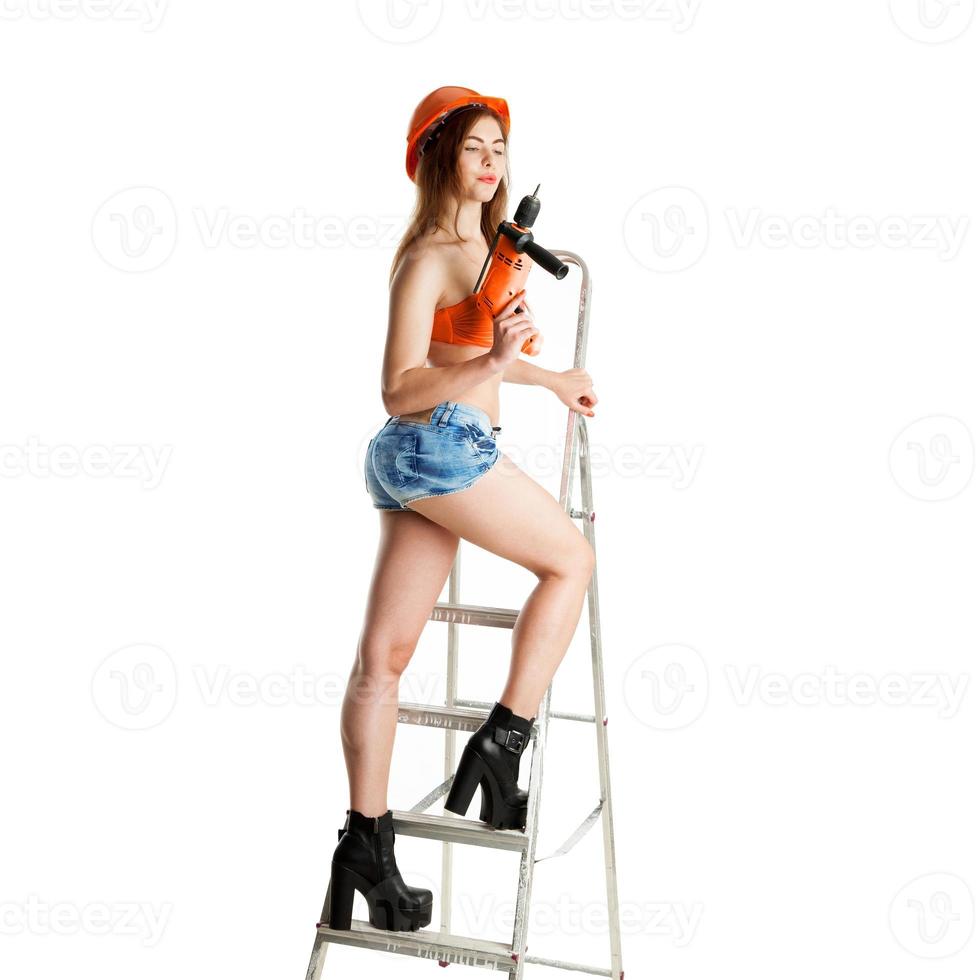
[445,703,535,831]
[326,862,361,931]
[445,746,485,816]
[318,809,433,933]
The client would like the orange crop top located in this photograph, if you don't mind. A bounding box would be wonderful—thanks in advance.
[431,293,494,348]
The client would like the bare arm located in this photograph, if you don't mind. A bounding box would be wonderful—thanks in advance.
[381,250,503,416]
[500,295,597,417]
[502,357,556,389]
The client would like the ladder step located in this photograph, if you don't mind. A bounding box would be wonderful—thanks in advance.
[453,698,598,724]
[314,919,518,971]
[396,701,540,740]
[524,953,615,976]
[430,601,519,629]
[391,809,529,852]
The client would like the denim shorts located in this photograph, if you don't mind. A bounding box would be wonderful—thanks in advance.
[364,401,502,510]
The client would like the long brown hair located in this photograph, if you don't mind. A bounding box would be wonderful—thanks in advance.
[389,107,511,287]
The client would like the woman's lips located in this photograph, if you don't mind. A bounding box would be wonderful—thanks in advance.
[478,176,497,183]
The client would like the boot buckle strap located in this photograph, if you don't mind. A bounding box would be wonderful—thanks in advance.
[494,726,526,754]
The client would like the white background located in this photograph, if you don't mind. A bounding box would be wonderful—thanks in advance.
[1,1,978,978]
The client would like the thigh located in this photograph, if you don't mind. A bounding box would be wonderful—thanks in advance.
[405,450,592,578]
[360,508,461,664]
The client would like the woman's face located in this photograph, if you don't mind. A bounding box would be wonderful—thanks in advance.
[458,115,506,199]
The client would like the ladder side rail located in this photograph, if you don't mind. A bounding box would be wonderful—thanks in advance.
[438,246,589,961]
[552,251,591,514]
[441,549,463,935]
[305,930,328,980]
[512,252,589,979]
[511,681,553,979]
[577,415,624,980]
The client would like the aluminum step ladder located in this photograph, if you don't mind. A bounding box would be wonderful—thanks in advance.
[306,252,624,980]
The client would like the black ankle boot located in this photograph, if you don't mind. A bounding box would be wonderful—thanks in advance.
[319,809,433,932]
[444,701,535,830]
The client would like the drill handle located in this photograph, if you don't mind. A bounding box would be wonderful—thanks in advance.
[521,238,568,280]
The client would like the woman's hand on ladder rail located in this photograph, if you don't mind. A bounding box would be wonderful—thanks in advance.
[549,367,598,417]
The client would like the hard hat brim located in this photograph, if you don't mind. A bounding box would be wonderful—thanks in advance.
[406,90,510,182]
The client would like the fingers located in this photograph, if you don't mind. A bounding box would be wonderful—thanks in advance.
[501,289,527,318]
[520,294,535,326]
[502,316,534,336]
[572,386,598,417]
[514,323,539,353]
[522,334,542,356]
[498,290,542,357]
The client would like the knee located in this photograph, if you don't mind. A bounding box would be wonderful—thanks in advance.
[354,636,416,681]
[576,539,596,582]
[541,536,595,584]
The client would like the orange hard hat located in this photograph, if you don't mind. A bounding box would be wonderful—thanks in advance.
[406,85,510,182]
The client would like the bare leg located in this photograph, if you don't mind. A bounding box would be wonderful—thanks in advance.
[407,451,595,719]
[341,509,461,816]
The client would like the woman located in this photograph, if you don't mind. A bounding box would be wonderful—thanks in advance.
[326,87,599,934]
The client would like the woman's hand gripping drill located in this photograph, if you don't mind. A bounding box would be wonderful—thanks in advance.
[487,288,541,369]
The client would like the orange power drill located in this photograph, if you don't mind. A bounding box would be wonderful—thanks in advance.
[471,184,569,354]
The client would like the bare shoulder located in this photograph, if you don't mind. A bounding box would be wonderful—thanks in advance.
[390,232,451,309]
